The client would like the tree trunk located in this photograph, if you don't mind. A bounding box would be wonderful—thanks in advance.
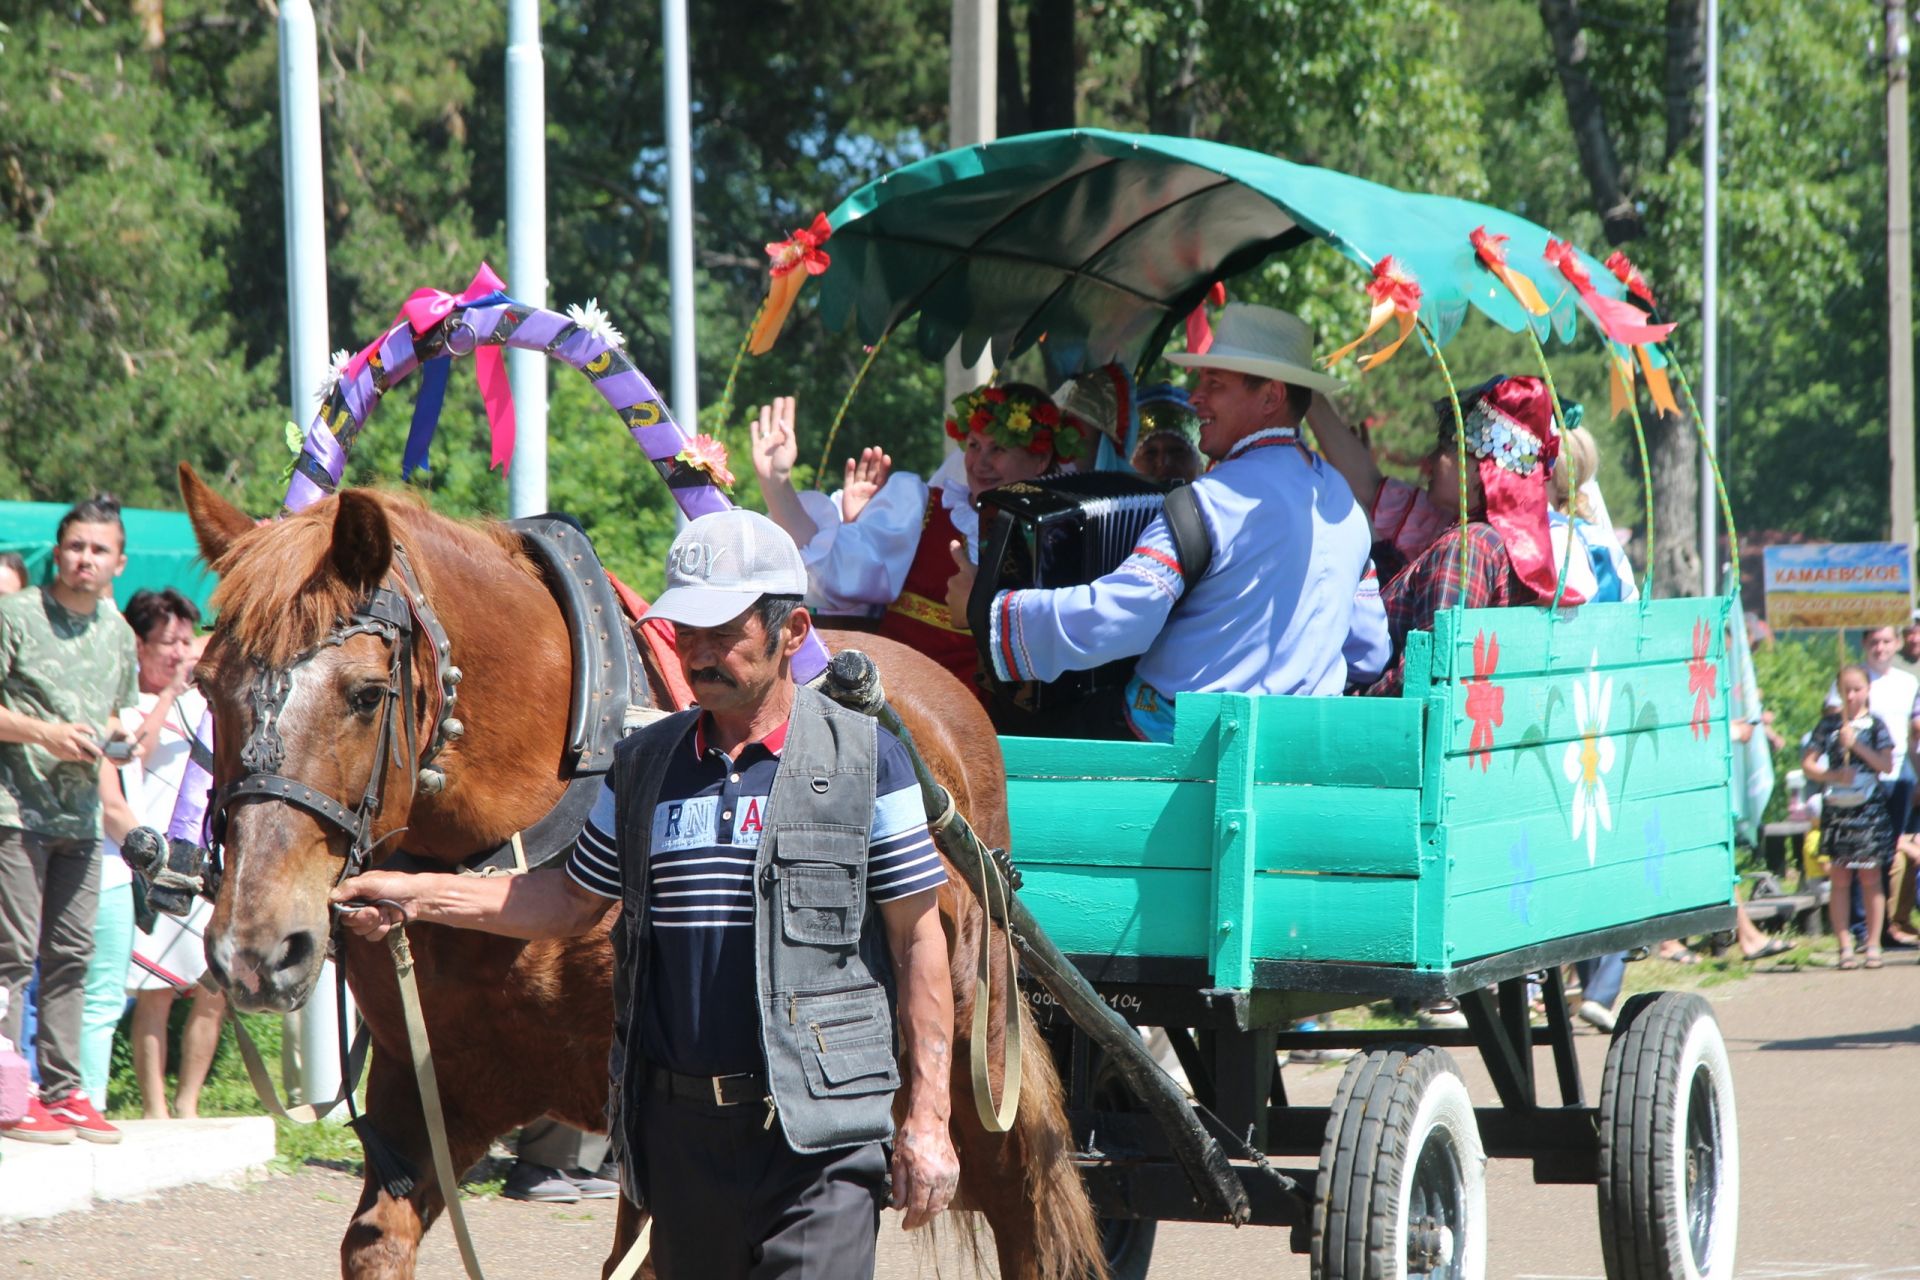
[1664,0,1706,161]
[996,2,1031,138]
[1145,0,1203,137]
[1026,0,1077,132]
[1537,0,1643,243]
[1645,406,1703,597]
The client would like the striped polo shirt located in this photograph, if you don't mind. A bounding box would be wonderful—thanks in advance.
[566,713,944,1076]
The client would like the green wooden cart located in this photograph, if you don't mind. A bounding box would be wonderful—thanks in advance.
[805,130,1743,1279]
[1007,597,1739,1280]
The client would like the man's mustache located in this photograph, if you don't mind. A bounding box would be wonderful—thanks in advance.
[689,667,737,687]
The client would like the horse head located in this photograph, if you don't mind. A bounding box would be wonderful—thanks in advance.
[181,465,451,1012]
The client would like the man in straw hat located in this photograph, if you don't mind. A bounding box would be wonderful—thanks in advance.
[947,303,1389,741]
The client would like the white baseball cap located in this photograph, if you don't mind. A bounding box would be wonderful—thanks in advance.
[649,509,809,628]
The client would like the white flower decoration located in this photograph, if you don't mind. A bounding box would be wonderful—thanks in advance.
[1561,650,1616,865]
[315,348,353,403]
[566,297,626,350]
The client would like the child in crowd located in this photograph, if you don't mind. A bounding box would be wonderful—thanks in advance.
[1803,664,1898,968]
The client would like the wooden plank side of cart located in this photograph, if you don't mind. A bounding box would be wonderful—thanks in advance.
[1006,596,1741,992]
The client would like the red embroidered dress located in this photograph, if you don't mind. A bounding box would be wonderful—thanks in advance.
[877,494,983,699]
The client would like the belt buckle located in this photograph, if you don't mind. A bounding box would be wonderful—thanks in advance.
[711,1075,728,1105]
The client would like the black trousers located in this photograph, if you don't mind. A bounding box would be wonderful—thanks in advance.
[634,1079,889,1280]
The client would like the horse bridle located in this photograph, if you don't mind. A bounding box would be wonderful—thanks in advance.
[208,541,463,889]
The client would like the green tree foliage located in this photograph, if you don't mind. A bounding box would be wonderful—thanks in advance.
[0,0,1901,605]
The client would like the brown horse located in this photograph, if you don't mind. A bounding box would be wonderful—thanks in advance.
[177,466,1101,1280]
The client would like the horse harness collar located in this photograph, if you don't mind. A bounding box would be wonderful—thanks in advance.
[212,539,463,886]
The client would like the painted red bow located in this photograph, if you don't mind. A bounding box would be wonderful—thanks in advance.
[1470,226,1549,316]
[1687,618,1717,740]
[1464,630,1504,770]
[1604,251,1658,307]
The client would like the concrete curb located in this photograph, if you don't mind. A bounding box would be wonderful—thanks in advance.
[0,1115,276,1225]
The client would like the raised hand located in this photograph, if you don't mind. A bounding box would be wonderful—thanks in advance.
[944,541,976,630]
[840,446,894,523]
[750,396,799,489]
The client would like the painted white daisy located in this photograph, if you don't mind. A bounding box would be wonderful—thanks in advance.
[1561,651,1616,865]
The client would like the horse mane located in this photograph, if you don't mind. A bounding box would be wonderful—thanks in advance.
[208,489,532,666]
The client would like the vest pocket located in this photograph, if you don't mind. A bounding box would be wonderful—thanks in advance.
[793,988,900,1100]
[776,826,868,945]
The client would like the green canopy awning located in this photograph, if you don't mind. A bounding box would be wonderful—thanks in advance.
[0,503,217,619]
[820,129,1629,381]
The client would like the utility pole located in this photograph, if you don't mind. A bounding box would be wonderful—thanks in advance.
[1890,0,1917,591]
[1701,0,1719,596]
[278,0,352,1117]
[945,0,996,410]
[663,0,698,462]
[506,0,549,518]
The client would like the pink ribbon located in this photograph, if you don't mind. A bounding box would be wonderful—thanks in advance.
[348,263,519,471]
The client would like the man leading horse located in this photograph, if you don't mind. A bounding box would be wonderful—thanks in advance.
[332,509,961,1280]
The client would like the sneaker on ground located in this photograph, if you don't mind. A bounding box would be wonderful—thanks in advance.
[502,1160,584,1203]
[566,1166,621,1200]
[0,1095,76,1145]
[46,1091,121,1144]
[1576,999,1617,1033]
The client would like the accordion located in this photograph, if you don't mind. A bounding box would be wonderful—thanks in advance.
[967,472,1170,708]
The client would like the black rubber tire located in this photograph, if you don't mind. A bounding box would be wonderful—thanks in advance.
[1089,1050,1157,1280]
[1596,991,1740,1280]
[1311,1045,1486,1280]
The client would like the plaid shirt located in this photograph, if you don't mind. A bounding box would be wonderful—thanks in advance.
[1369,522,1533,696]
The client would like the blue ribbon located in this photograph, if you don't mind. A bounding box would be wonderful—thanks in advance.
[404,355,451,478]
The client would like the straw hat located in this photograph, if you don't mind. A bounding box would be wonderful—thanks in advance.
[1165,303,1342,393]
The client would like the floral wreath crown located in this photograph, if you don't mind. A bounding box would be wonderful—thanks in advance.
[944,384,1083,460]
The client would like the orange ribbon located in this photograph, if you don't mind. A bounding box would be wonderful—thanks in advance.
[748,212,832,356]
[1324,257,1422,372]
[1471,226,1550,316]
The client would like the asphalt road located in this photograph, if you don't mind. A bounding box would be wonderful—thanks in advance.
[3,954,1916,1278]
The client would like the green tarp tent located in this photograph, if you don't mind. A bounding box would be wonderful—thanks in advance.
[0,502,216,617]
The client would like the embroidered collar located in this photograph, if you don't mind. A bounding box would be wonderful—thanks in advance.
[1224,426,1306,461]
[693,712,790,761]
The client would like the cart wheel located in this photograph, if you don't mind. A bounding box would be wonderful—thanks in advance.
[1597,992,1739,1280]
[1089,1050,1157,1280]
[1311,1045,1486,1280]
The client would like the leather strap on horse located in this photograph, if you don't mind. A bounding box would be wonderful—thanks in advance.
[386,922,487,1280]
[816,649,1250,1226]
[225,988,371,1126]
[925,788,1022,1135]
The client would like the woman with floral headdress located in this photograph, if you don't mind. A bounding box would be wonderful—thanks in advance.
[749,384,1084,699]
[1306,374,1584,695]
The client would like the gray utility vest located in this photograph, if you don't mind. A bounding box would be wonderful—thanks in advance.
[607,684,902,1161]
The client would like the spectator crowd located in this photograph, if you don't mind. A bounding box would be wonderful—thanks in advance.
[0,496,220,1146]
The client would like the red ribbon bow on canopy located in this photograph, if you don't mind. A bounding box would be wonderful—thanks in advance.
[1323,256,1422,372]
[749,212,833,356]
[1470,226,1550,316]
[1545,243,1680,419]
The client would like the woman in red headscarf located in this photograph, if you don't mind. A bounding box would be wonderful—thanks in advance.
[1306,375,1583,694]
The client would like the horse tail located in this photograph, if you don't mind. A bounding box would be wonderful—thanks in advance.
[1010,994,1107,1280]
